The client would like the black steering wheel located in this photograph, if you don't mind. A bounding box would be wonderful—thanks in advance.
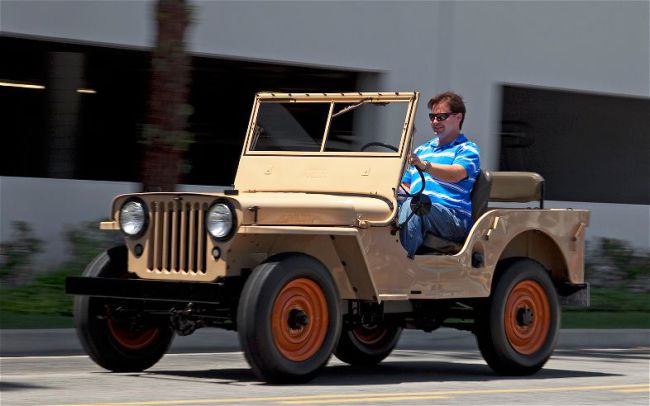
[360,142,431,228]
[398,166,431,228]
[360,141,399,152]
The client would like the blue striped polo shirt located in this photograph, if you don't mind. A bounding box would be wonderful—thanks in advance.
[402,134,481,228]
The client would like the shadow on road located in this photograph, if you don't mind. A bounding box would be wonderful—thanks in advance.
[138,353,621,386]
[0,381,52,392]
[312,361,616,386]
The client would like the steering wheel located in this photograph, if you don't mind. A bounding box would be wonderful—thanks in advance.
[398,166,431,228]
[359,142,431,228]
[360,141,398,152]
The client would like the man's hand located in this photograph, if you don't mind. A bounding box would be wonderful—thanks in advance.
[409,154,467,183]
[409,154,426,171]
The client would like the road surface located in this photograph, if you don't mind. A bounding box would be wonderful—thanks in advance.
[1,329,648,405]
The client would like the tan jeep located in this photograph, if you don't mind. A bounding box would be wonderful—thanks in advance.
[66,91,590,383]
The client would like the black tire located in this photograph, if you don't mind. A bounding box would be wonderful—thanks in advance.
[335,322,402,366]
[475,258,560,375]
[74,246,174,372]
[237,253,342,384]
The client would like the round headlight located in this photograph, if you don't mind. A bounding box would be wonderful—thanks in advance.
[207,203,233,239]
[119,199,147,237]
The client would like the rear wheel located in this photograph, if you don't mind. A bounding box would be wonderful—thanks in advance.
[335,322,402,366]
[476,258,559,375]
[74,247,174,372]
[237,254,341,383]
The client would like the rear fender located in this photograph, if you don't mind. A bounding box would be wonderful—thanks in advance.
[472,208,589,288]
[497,230,568,283]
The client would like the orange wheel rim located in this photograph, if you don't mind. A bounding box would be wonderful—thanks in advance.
[108,320,160,350]
[272,278,329,362]
[352,325,388,345]
[504,280,551,355]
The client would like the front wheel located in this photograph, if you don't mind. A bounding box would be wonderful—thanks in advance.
[335,322,402,366]
[237,254,342,383]
[74,247,174,372]
[475,258,560,375]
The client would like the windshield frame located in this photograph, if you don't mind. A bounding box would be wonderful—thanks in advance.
[243,92,418,157]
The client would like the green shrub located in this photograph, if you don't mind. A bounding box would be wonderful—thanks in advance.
[0,221,43,285]
[585,237,650,294]
[0,220,121,319]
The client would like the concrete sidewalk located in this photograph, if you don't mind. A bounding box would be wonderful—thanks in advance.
[1,328,648,357]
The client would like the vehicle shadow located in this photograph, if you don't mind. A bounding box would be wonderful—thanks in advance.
[0,381,51,392]
[313,360,616,386]
[143,351,620,386]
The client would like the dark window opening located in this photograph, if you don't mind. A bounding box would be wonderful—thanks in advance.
[499,85,649,205]
[0,36,363,186]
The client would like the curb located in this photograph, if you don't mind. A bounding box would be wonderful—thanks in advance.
[1,328,648,357]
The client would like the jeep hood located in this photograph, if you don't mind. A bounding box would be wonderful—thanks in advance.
[107,190,394,231]
[233,192,393,226]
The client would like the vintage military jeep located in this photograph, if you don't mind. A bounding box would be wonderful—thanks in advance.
[66,91,590,383]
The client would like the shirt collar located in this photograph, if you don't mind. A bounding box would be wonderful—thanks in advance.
[430,134,468,150]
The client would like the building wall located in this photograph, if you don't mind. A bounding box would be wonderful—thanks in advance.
[5,0,648,165]
[2,1,648,269]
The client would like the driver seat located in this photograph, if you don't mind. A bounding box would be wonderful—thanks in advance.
[418,170,492,255]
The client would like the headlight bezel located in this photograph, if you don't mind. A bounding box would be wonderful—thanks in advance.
[118,197,149,238]
[206,199,237,242]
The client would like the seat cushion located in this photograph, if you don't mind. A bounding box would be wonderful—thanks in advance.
[421,234,463,254]
[419,170,492,254]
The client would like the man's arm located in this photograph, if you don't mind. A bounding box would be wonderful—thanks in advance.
[410,154,467,183]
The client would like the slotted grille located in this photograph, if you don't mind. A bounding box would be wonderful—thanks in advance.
[147,200,207,274]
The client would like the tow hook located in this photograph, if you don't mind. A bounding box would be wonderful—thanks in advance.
[170,303,202,336]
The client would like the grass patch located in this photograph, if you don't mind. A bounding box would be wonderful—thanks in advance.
[1,220,120,330]
[561,287,649,328]
[585,288,650,312]
[562,311,650,329]
[0,266,79,318]
[0,312,73,329]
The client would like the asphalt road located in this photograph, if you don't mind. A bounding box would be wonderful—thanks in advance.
[2,328,649,357]
[1,329,649,405]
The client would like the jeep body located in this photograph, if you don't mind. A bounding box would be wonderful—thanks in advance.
[67,92,589,382]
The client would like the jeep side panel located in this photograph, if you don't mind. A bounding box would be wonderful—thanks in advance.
[364,208,590,300]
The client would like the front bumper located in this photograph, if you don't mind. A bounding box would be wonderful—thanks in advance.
[65,276,232,305]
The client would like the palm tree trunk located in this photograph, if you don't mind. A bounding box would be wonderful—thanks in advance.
[141,0,192,192]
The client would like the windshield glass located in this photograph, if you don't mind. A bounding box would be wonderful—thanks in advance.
[252,102,329,151]
[249,100,410,153]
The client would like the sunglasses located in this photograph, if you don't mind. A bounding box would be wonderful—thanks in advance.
[428,112,456,122]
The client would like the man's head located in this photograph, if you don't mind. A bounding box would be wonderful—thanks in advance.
[427,91,466,141]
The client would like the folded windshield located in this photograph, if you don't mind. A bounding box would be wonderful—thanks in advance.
[249,100,410,153]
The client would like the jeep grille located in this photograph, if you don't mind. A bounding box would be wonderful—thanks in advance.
[147,200,208,274]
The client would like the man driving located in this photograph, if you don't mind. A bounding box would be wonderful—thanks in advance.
[399,91,481,257]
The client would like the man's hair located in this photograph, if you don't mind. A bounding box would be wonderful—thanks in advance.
[427,91,467,129]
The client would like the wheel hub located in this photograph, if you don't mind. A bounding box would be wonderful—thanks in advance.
[107,319,160,350]
[271,277,329,362]
[516,306,534,327]
[288,308,310,329]
[504,279,551,355]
